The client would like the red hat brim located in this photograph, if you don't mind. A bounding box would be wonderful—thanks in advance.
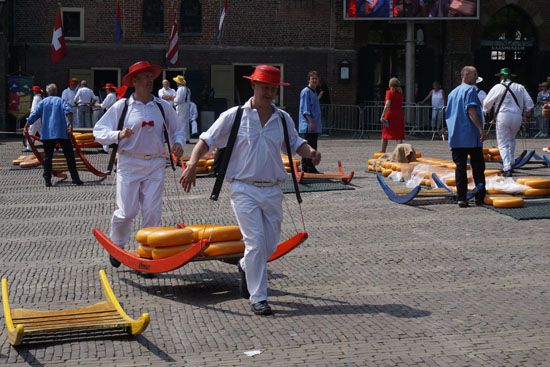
[243,75,290,87]
[122,64,162,87]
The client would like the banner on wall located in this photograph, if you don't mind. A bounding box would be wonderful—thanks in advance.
[344,0,479,20]
[7,74,34,123]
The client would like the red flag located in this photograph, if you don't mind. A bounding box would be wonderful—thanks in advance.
[165,15,178,65]
[50,7,67,64]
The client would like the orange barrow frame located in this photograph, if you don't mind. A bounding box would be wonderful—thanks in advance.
[293,160,354,184]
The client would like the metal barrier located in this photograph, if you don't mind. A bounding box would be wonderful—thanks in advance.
[320,103,446,140]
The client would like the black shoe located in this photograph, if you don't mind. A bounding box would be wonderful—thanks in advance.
[458,200,469,208]
[238,263,250,299]
[475,197,484,206]
[502,170,513,177]
[251,300,273,316]
[45,179,52,187]
[72,179,84,186]
[109,255,121,268]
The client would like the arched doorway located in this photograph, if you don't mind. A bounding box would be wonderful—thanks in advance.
[475,6,538,92]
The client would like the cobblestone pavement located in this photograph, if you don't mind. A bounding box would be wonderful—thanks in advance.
[0,136,549,366]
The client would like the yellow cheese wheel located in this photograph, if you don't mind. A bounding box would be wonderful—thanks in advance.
[492,197,524,208]
[484,169,501,177]
[491,154,502,161]
[482,148,491,154]
[523,179,550,189]
[196,166,210,174]
[151,244,193,259]
[483,194,513,205]
[381,161,393,169]
[375,165,383,172]
[488,148,500,155]
[185,225,242,243]
[367,165,375,172]
[20,159,40,168]
[137,245,153,259]
[202,241,245,257]
[372,152,384,159]
[487,188,509,195]
[483,154,492,161]
[147,228,194,248]
[382,168,392,177]
[74,133,94,141]
[421,179,431,186]
[135,226,175,244]
[523,188,550,197]
[206,159,215,166]
[415,152,422,158]
[367,159,377,166]
[445,177,472,186]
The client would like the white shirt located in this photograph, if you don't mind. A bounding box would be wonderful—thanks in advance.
[189,101,198,122]
[431,89,444,108]
[30,94,42,123]
[174,85,190,107]
[99,92,116,110]
[483,80,534,115]
[200,98,306,184]
[73,87,97,106]
[93,95,184,155]
[158,87,176,105]
[61,87,78,107]
[476,88,487,105]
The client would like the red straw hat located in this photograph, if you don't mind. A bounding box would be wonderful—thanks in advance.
[115,85,128,99]
[243,65,290,86]
[122,60,162,87]
[32,86,43,93]
[103,83,117,89]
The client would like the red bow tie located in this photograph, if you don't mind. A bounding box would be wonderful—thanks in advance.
[141,120,154,127]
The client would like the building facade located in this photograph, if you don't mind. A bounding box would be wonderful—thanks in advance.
[2,0,549,131]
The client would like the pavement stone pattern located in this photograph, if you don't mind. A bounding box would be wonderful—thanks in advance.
[0,137,549,366]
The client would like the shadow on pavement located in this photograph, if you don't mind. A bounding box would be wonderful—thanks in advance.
[135,334,176,363]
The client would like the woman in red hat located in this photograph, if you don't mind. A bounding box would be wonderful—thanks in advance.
[180,65,321,316]
[93,61,185,269]
[24,86,44,151]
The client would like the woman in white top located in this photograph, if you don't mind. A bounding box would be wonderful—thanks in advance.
[420,81,446,131]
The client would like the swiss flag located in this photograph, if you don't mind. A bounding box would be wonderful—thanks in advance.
[50,7,67,64]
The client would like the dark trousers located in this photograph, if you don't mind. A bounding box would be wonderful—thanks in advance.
[451,147,486,202]
[43,138,80,182]
[300,133,318,172]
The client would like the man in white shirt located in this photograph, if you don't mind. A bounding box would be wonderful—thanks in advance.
[62,78,79,125]
[25,86,44,152]
[95,83,117,112]
[180,65,321,316]
[189,101,198,137]
[93,61,184,268]
[475,76,487,126]
[158,79,176,106]
[73,80,97,128]
[483,68,534,176]
[173,75,191,143]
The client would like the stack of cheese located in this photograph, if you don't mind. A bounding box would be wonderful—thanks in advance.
[180,153,216,174]
[281,154,300,173]
[135,225,244,260]
[517,177,550,197]
[12,154,41,168]
[73,132,96,146]
[484,147,501,161]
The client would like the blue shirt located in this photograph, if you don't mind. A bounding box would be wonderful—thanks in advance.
[27,96,72,140]
[445,83,483,148]
[298,86,321,134]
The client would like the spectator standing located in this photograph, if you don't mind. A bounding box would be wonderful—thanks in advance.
[420,81,446,132]
[189,101,198,137]
[24,83,83,187]
[299,71,322,173]
[158,79,176,106]
[61,77,79,125]
[73,80,97,128]
[25,86,43,152]
[535,82,549,138]
[445,66,486,208]
[379,77,405,152]
[173,75,191,143]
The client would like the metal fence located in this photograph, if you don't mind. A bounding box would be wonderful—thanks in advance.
[321,103,446,139]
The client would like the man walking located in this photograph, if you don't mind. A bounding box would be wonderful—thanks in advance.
[24,84,83,187]
[180,65,321,316]
[299,71,322,173]
[483,68,534,177]
[445,66,486,208]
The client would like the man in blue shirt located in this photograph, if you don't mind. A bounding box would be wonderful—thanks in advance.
[25,83,83,187]
[445,66,486,207]
[299,71,322,173]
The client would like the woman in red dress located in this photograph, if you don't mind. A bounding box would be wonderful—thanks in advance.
[380,77,404,152]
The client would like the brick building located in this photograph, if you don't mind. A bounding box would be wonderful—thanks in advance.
[2,0,549,131]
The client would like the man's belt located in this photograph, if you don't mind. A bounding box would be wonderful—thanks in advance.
[119,151,166,160]
[234,180,279,187]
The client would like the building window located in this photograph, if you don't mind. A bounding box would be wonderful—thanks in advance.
[61,7,84,40]
[491,51,505,61]
[143,0,163,34]
[180,0,201,34]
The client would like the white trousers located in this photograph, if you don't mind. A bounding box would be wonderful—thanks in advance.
[110,155,165,248]
[496,112,523,171]
[230,181,283,304]
[27,120,41,149]
[176,104,190,142]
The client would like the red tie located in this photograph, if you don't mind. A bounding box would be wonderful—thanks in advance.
[141,120,154,127]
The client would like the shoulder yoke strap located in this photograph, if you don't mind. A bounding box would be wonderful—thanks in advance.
[279,110,302,204]
[501,82,521,110]
[210,106,243,201]
[156,101,175,171]
[107,98,128,174]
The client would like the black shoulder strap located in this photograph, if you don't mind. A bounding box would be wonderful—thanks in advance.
[155,101,175,171]
[279,111,302,204]
[210,106,243,201]
[107,99,128,174]
[501,82,521,110]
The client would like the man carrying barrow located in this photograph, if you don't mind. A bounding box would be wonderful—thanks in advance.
[180,65,321,316]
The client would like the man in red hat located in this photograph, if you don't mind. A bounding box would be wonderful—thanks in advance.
[62,78,79,125]
[180,65,321,316]
[95,83,117,112]
[94,61,184,269]
[24,86,44,151]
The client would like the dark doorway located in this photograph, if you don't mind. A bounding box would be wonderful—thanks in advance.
[93,69,119,102]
